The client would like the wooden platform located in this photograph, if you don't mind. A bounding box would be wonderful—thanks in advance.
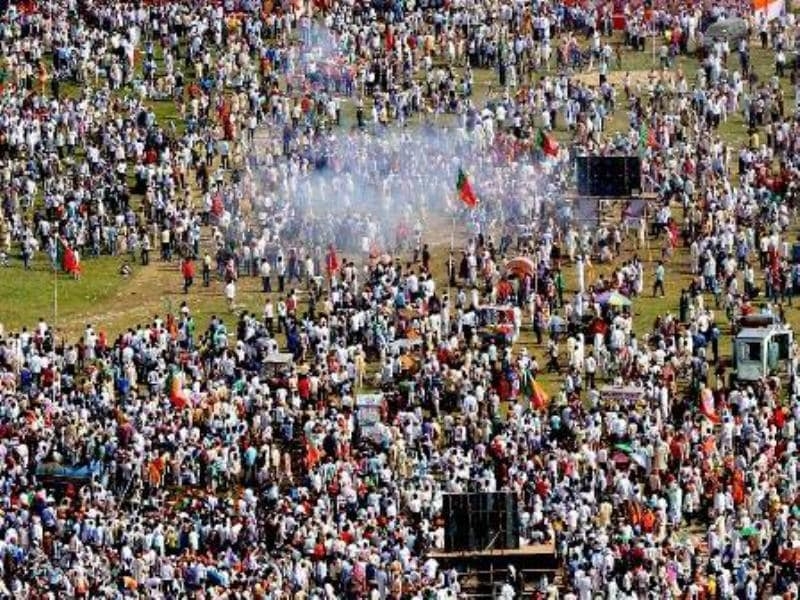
[426,544,560,598]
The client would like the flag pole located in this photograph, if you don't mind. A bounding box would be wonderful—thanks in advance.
[50,262,57,410]
[53,261,58,335]
[450,213,456,252]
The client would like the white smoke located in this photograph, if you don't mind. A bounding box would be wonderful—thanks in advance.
[248,22,563,255]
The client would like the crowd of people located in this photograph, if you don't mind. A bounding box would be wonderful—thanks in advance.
[1,0,800,598]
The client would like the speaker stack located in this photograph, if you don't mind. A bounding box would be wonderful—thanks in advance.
[442,492,519,552]
[575,156,642,197]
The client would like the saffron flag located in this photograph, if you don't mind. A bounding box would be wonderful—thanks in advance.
[456,168,478,208]
[531,380,550,410]
[639,122,658,151]
[166,368,188,410]
[699,388,720,424]
[536,129,559,158]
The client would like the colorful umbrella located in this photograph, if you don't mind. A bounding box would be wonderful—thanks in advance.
[504,256,536,278]
[598,291,632,307]
[740,526,759,538]
[612,451,631,464]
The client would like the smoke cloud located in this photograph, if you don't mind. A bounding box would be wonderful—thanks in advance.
[247,22,563,256]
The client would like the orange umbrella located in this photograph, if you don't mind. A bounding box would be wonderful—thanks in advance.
[504,256,536,278]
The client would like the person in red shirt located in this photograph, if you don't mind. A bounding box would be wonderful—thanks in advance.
[181,257,195,294]
[339,525,354,544]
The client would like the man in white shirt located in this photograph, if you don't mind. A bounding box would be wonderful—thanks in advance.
[259,258,272,292]
[225,281,236,311]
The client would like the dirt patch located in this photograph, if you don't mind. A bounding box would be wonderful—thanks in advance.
[571,68,677,88]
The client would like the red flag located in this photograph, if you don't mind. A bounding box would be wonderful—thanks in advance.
[542,133,559,157]
[647,129,658,149]
[326,245,339,276]
[167,369,188,410]
[537,129,559,158]
[456,168,478,208]
[63,246,80,275]
[531,381,550,410]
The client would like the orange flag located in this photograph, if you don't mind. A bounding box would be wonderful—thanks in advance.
[531,381,550,410]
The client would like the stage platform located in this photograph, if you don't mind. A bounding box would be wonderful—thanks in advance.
[426,543,560,597]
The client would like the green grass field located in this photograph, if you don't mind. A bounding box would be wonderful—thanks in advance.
[0,256,123,335]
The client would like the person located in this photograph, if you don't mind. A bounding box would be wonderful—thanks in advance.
[554,268,565,307]
[277,252,286,292]
[679,289,689,322]
[181,256,195,294]
[161,227,172,261]
[546,339,559,373]
[202,252,212,287]
[304,254,315,290]
[260,258,272,292]
[584,354,596,389]
[225,279,236,310]
[140,230,150,266]
[22,236,33,270]
[653,260,666,297]
[277,297,288,333]
[264,298,275,334]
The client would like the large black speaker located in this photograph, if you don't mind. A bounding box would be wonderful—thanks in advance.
[575,156,641,196]
[443,492,519,552]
